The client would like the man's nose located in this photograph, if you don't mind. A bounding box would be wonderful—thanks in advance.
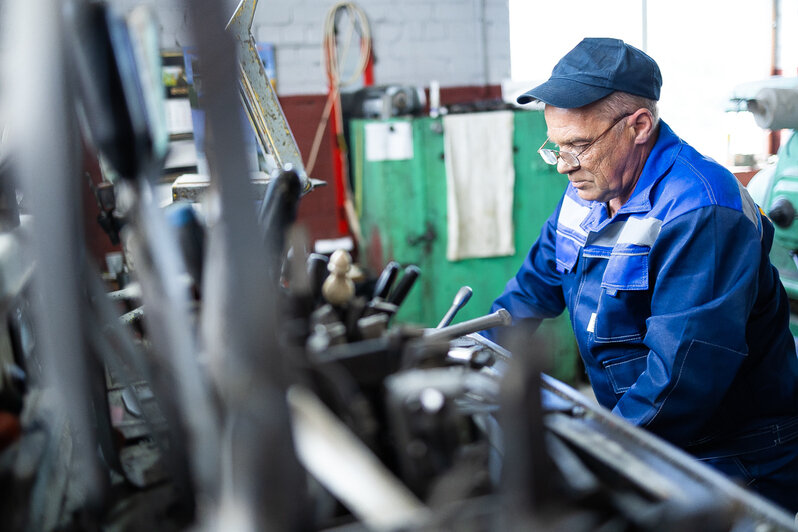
[556,157,576,174]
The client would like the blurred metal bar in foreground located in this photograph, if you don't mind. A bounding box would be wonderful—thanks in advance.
[288,385,430,531]
[3,0,105,512]
[182,0,304,529]
[541,374,798,530]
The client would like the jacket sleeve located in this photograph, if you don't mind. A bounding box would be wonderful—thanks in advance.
[482,198,567,343]
[611,205,762,445]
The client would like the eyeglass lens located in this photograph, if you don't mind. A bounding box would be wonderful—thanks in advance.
[539,148,578,167]
[538,112,631,167]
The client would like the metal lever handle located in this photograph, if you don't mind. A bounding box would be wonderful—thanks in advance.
[387,265,421,307]
[424,309,511,343]
[373,261,400,300]
[436,286,473,328]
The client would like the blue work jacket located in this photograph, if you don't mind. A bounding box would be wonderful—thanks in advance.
[488,120,798,455]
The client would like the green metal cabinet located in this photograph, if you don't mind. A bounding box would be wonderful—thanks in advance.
[350,111,579,383]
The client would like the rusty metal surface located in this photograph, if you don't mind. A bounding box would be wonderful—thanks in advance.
[171,172,273,203]
[119,305,144,326]
[226,0,313,193]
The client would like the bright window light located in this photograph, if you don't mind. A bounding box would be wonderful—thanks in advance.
[509,0,792,167]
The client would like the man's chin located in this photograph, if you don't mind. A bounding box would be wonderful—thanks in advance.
[573,186,598,202]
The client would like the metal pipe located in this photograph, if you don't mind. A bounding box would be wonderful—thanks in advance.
[181,0,303,528]
[4,0,106,510]
[119,305,144,325]
[288,385,430,530]
[424,309,511,343]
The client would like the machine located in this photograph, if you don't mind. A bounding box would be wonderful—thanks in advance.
[0,1,795,530]
[741,83,798,333]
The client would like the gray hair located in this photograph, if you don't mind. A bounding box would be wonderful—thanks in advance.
[594,91,659,127]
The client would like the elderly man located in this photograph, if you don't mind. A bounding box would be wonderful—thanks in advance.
[485,38,798,512]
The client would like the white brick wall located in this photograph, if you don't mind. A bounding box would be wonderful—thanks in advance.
[111,0,511,96]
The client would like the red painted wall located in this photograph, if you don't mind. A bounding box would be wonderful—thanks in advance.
[280,94,341,241]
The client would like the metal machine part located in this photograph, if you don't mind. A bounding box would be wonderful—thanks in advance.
[171,172,273,203]
[386,264,421,307]
[747,87,798,130]
[68,3,168,182]
[226,0,312,194]
[769,196,797,228]
[372,260,400,300]
[385,366,500,498]
[288,385,430,531]
[437,285,473,328]
[342,85,427,119]
[423,309,511,343]
[538,374,796,529]
[174,0,326,204]
[259,169,303,285]
[7,0,112,515]
[746,95,798,307]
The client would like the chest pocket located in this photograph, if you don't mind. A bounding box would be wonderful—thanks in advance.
[555,232,583,273]
[594,244,651,343]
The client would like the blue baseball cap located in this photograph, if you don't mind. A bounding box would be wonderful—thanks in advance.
[517,38,662,108]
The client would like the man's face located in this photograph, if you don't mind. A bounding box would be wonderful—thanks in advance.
[543,106,638,208]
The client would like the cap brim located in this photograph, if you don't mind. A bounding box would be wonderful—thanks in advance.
[517,78,614,108]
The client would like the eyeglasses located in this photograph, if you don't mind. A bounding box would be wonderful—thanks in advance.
[538,113,632,167]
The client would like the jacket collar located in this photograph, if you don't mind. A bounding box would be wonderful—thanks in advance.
[615,119,682,215]
[565,120,683,234]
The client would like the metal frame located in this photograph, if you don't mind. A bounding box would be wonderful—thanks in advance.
[226,0,314,193]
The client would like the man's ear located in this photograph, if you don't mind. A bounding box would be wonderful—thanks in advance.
[631,109,655,145]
